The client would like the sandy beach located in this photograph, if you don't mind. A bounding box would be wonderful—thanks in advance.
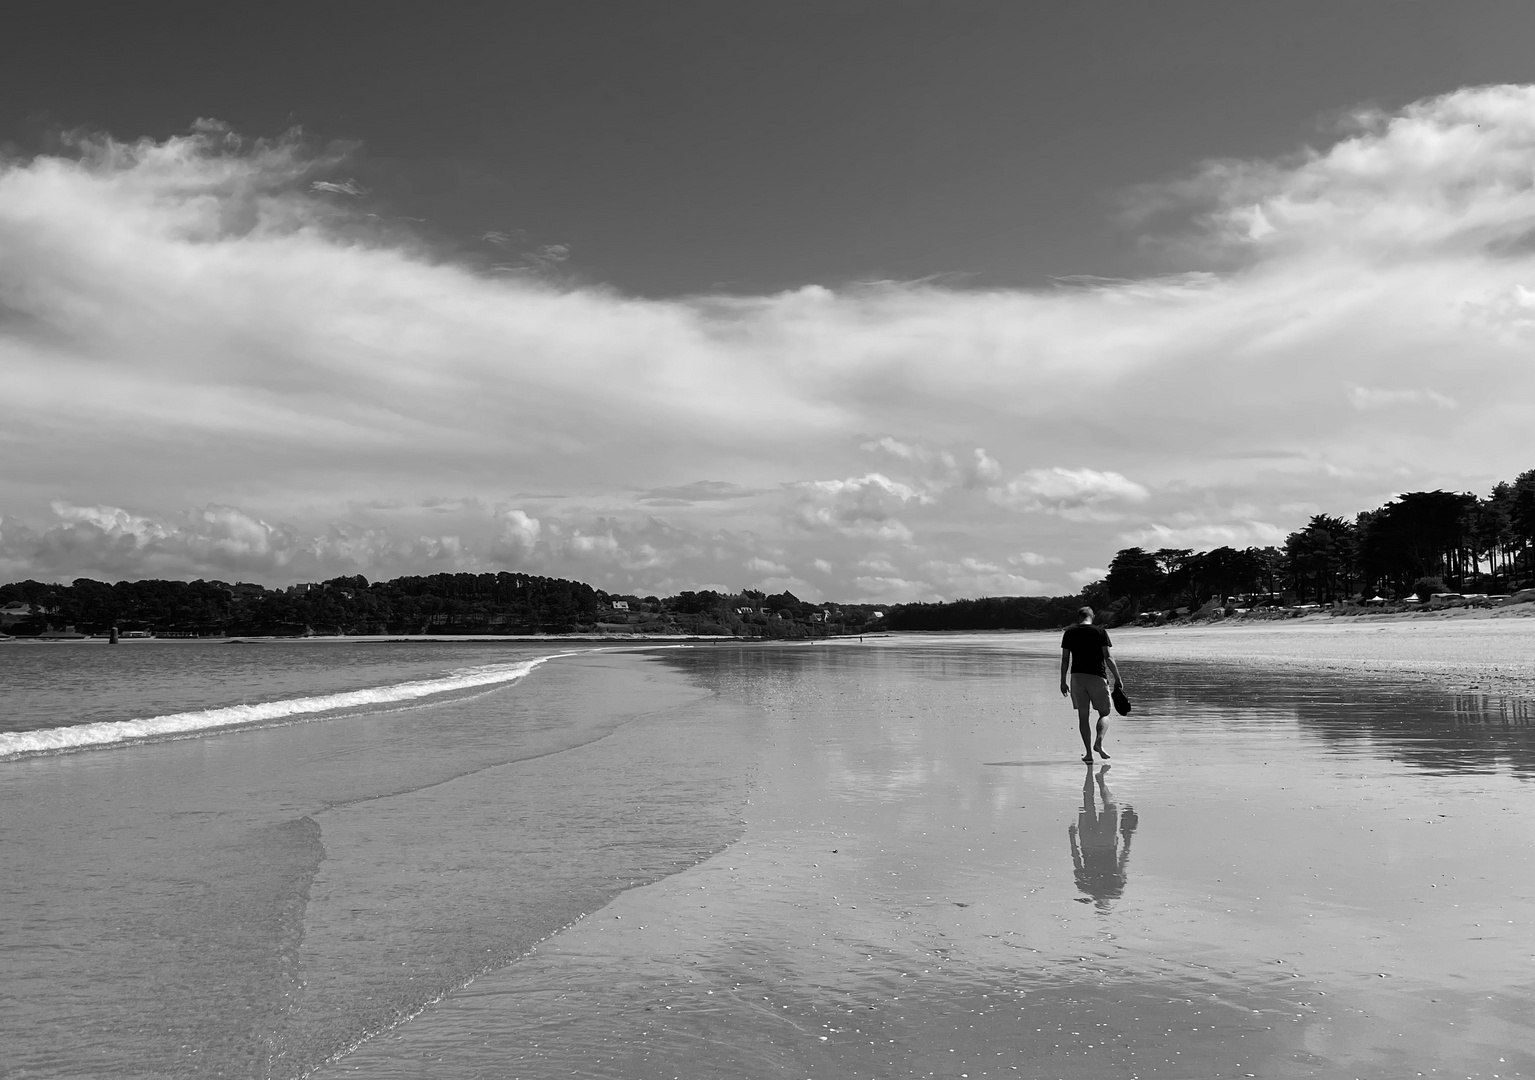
[6,625,1531,1078]
[322,632,1535,1079]
[1108,610,1535,703]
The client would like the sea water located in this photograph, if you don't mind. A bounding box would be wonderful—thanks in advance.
[0,639,758,1079]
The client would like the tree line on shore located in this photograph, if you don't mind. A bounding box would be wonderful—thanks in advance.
[863,471,1535,631]
[4,468,1530,637]
[1099,469,1535,621]
[0,572,887,638]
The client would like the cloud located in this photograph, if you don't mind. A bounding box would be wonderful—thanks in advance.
[638,480,756,506]
[566,530,620,557]
[1120,520,1288,550]
[851,576,934,604]
[788,473,925,540]
[1137,84,1535,259]
[309,179,367,196]
[988,468,1149,516]
[1009,551,1059,567]
[1345,384,1457,410]
[798,473,925,504]
[1,501,477,582]
[860,438,1002,490]
[496,509,541,553]
[921,558,1048,597]
[6,92,1535,596]
[486,237,573,276]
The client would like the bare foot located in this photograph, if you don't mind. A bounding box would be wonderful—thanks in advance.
[1094,745,1110,759]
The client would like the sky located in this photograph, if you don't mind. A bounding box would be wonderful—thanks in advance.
[4,2,1535,601]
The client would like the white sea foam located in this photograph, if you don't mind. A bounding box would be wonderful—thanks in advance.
[0,653,572,759]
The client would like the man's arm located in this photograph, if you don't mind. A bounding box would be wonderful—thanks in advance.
[1104,648,1122,687]
[1060,649,1071,695]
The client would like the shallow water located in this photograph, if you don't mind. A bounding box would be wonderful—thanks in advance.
[0,644,756,1079]
[0,639,575,754]
[330,638,1535,1079]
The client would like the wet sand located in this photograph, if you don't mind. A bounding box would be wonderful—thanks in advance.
[326,638,1535,1079]
[1109,616,1535,702]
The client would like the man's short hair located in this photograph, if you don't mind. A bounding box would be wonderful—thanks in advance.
[1078,606,1094,622]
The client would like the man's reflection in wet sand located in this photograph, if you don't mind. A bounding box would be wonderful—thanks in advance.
[1069,764,1138,910]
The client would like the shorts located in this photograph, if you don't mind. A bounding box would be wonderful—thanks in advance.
[1069,673,1112,715]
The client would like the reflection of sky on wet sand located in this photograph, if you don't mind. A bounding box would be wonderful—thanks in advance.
[333,639,1535,1080]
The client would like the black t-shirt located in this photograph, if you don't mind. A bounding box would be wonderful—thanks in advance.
[1061,624,1112,676]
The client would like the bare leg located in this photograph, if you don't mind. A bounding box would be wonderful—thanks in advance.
[1077,699,1095,762]
[1094,714,1110,758]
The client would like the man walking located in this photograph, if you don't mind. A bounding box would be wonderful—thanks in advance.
[1060,606,1123,762]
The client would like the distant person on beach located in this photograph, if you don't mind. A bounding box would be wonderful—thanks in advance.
[1060,606,1123,762]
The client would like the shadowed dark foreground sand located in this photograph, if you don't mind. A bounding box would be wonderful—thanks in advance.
[329,637,1535,1080]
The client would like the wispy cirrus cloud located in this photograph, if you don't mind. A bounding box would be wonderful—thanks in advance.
[5,87,1535,596]
[1345,384,1457,411]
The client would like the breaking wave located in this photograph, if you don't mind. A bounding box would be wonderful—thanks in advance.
[0,653,571,759]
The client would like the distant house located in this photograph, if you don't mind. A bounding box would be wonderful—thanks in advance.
[870,611,884,619]
[610,600,630,611]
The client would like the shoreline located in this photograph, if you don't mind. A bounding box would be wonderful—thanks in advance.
[3,648,756,1078]
[0,632,784,644]
[11,602,1535,703]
